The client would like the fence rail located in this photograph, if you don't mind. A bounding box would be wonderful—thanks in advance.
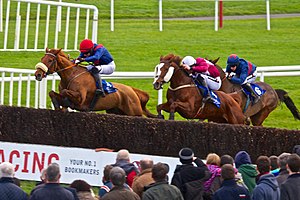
[0,65,300,109]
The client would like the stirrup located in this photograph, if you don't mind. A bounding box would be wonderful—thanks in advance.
[203,96,213,103]
[252,96,260,104]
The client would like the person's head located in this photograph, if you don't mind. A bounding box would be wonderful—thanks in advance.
[79,39,94,56]
[220,154,234,167]
[103,165,113,182]
[116,149,130,162]
[286,153,300,173]
[181,56,196,67]
[179,147,194,164]
[140,158,154,171]
[278,152,291,170]
[234,151,252,169]
[40,168,47,182]
[0,162,15,178]
[269,155,279,170]
[110,166,126,186]
[152,162,169,182]
[256,156,271,174]
[292,145,300,157]
[46,163,61,183]
[227,54,240,71]
[206,153,221,166]
[221,164,235,180]
[70,179,92,192]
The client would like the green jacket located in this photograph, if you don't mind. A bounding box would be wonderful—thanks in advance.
[238,164,258,194]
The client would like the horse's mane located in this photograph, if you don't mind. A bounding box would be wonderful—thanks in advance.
[161,53,182,66]
[47,48,69,60]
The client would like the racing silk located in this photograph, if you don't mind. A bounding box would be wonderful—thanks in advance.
[225,58,257,85]
[80,44,114,65]
[192,57,220,78]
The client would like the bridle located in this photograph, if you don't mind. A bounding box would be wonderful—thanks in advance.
[43,52,75,75]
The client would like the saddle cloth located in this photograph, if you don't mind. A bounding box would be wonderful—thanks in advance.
[102,80,117,94]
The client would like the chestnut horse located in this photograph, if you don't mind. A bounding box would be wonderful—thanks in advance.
[34,48,156,118]
[211,58,300,126]
[153,54,246,124]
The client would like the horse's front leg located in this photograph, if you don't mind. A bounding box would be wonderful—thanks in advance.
[49,90,68,111]
[156,102,171,119]
[169,101,195,120]
[60,89,88,111]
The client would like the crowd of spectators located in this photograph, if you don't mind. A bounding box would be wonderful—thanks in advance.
[1,146,300,200]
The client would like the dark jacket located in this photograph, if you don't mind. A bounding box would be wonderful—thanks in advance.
[0,177,28,200]
[112,160,139,187]
[171,158,211,199]
[29,183,75,200]
[213,179,250,200]
[252,173,280,200]
[280,173,300,200]
[276,169,289,187]
[143,181,183,200]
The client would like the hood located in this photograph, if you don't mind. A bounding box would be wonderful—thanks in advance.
[235,151,252,169]
[258,173,279,191]
[238,164,258,178]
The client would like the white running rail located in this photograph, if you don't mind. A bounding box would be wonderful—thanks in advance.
[0,0,98,51]
[0,66,300,109]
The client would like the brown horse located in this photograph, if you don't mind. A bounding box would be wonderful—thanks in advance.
[34,48,156,118]
[152,54,246,124]
[211,58,300,126]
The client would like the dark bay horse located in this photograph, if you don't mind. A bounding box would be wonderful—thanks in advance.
[211,58,300,126]
[152,54,246,124]
[34,48,156,118]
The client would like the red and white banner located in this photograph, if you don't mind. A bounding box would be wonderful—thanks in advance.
[0,141,180,186]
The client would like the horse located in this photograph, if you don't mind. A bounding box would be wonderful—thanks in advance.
[152,53,246,125]
[211,58,300,126]
[34,48,157,118]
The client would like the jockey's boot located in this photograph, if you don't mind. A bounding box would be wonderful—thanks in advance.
[92,73,105,97]
[196,75,212,103]
[243,83,260,104]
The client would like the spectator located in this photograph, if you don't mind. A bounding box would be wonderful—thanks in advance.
[30,163,75,200]
[252,156,280,200]
[36,168,47,186]
[0,162,28,200]
[143,162,183,200]
[276,152,291,187]
[213,164,250,200]
[101,166,140,200]
[171,147,211,199]
[280,153,300,200]
[269,155,280,177]
[132,158,155,198]
[112,149,139,187]
[234,151,258,194]
[98,165,131,198]
[292,145,300,156]
[70,179,98,200]
[204,153,222,199]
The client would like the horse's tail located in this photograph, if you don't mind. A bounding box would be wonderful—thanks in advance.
[275,89,300,120]
[131,87,157,118]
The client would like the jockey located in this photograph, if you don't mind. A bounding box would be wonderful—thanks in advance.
[182,56,221,102]
[225,54,260,104]
[75,39,116,97]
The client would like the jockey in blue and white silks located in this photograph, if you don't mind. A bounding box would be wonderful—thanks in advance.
[225,54,260,104]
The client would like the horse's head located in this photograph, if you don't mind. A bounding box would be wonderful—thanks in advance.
[153,54,182,90]
[34,48,70,81]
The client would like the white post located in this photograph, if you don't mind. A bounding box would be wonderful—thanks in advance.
[39,79,47,109]
[159,0,162,31]
[0,0,3,32]
[24,2,31,49]
[15,2,21,50]
[260,72,265,82]
[266,0,270,30]
[215,0,218,31]
[111,0,114,31]
[4,0,11,49]
[158,89,163,105]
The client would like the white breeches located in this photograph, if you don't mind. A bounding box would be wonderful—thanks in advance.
[201,74,222,90]
[242,70,258,85]
[95,61,116,75]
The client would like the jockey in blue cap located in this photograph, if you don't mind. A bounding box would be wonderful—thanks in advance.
[225,54,260,104]
[75,39,116,97]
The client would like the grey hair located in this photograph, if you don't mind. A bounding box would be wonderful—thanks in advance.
[0,162,15,178]
[110,166,126,186]
[46,163,60,182]
[116,149,130,161]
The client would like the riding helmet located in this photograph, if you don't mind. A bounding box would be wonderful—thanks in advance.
[227,54,240,67]
[181,56,196,67]
[80,39,94,53]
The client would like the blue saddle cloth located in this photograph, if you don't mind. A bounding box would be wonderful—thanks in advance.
[198,85,221,108]
[242,83,266,102]
[102,80,117,94]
